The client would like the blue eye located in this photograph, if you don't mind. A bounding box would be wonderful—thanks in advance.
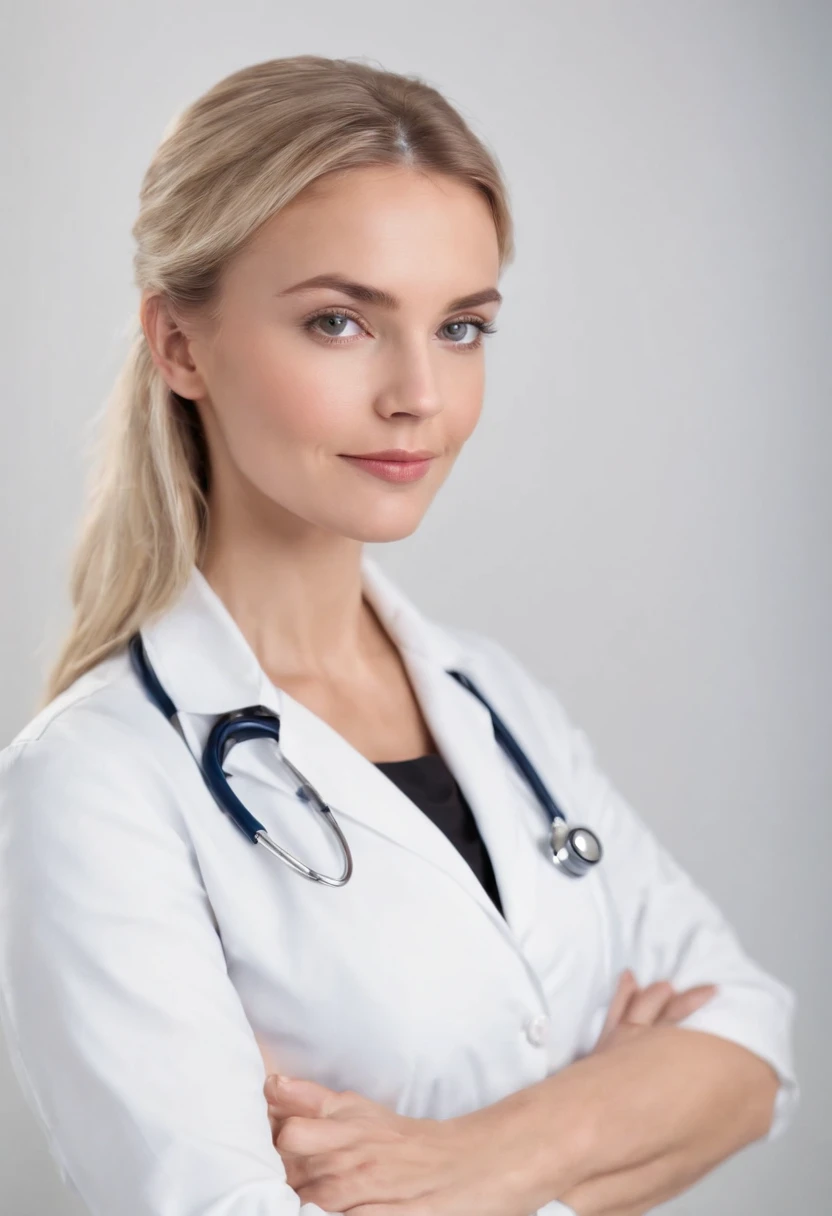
[302,308,499,350]
[440,318,499,347]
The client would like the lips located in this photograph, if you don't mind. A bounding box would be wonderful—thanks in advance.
[346,450,436,461]
[339,453,435,484]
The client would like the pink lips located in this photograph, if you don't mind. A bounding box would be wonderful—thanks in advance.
[339,450,435,483]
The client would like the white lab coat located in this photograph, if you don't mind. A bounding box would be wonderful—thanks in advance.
[0,555,797,1216]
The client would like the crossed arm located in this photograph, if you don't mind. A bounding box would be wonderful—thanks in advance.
[489,1020,779,1215]
[264,972,781,1216]
[0,726,794,1216]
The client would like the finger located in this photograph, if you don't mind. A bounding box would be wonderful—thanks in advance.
[621,980,676,1025]
[338,1208,400,1216]
[597,969,639,1046]
[660,984,718,1023]
[276,1147,324,1191]
[272,1144,303,1187]
[271,1112,363,1156]
[264,1075,349,1115]
[268,1108,306,1150]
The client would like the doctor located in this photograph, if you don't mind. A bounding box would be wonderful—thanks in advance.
[0,56,797,1216]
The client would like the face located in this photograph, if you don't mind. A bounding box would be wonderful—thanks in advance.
[148,164,502,544]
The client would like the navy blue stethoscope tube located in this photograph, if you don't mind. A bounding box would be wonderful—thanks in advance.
[127,632,602,884]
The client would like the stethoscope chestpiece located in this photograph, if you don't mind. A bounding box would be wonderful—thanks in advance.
[549,818,603,877]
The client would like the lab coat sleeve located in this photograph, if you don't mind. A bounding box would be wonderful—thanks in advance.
[461,630,799,1145]
[0,716,342,1216]
[541,680,798,1143]
[560,712,799,1143]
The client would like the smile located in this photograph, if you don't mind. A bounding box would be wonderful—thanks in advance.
[339,455,434,483]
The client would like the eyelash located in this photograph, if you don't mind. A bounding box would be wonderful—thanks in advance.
[301,307,499,351]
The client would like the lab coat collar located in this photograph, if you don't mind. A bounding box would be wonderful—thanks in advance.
[140,552,466,716]
[140,555,539,955]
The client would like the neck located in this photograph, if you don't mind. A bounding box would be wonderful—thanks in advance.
[198,533,387,683]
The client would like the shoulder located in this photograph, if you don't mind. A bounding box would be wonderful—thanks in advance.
[0,650,191,845]
[7,649,154,751]
[435,619,573,724]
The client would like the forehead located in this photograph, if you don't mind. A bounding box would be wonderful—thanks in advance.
[233,164,500,291]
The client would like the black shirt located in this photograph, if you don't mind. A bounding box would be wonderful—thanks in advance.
[374,751,505,918]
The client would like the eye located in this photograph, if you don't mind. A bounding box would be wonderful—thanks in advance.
[304,311,365,342]
[440,318,499,348]
[301,308,499,350]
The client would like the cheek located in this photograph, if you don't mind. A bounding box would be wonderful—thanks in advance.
[447,373,485,445]
[215,332,355,455]
[207,324,486,484]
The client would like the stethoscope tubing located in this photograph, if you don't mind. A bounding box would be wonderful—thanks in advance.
[127,631,602,885]
[446,669,566,827]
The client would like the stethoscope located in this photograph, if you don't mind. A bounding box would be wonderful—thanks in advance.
[127,632,603,887]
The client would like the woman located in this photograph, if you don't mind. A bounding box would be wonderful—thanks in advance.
[0,55,797,1216]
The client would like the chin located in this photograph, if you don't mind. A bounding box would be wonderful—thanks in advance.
[335,508,427,545]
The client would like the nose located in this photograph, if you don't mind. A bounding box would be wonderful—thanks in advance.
[374,337,444,420]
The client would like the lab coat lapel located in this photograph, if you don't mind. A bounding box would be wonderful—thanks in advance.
[140,555,536,947]
[267,644,536,947]
[390,645,537,945]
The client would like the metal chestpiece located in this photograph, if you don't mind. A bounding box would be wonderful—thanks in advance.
[550,819,603,877]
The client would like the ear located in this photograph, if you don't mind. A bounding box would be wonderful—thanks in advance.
[140,290,209,401]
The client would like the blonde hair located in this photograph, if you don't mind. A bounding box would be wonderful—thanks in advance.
[40,54,515,708]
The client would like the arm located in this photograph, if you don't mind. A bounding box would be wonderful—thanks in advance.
[260,636,799,1215]
[489,643,799,1210]
[471,1021,780,1215]
[259,978,775,1215]
[0,713,339,1216]
[559,972,775,1214]
[551,689,799,1144]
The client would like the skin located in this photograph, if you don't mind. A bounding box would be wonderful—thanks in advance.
[142,164,779,1214]
[264,975,778,1216]
[142,163,499,690]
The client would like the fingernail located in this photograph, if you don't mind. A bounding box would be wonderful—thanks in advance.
[266,1074,292,1099]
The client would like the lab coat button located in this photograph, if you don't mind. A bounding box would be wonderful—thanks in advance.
[524,1013,550,1046]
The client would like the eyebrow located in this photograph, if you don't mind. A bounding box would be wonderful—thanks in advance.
[276,273,502,312]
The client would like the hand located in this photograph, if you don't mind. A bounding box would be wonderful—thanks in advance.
[556,972,719,1216]
[264,1074,535,1215]
[593,970,719,1054]
[264,975,719,1215]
